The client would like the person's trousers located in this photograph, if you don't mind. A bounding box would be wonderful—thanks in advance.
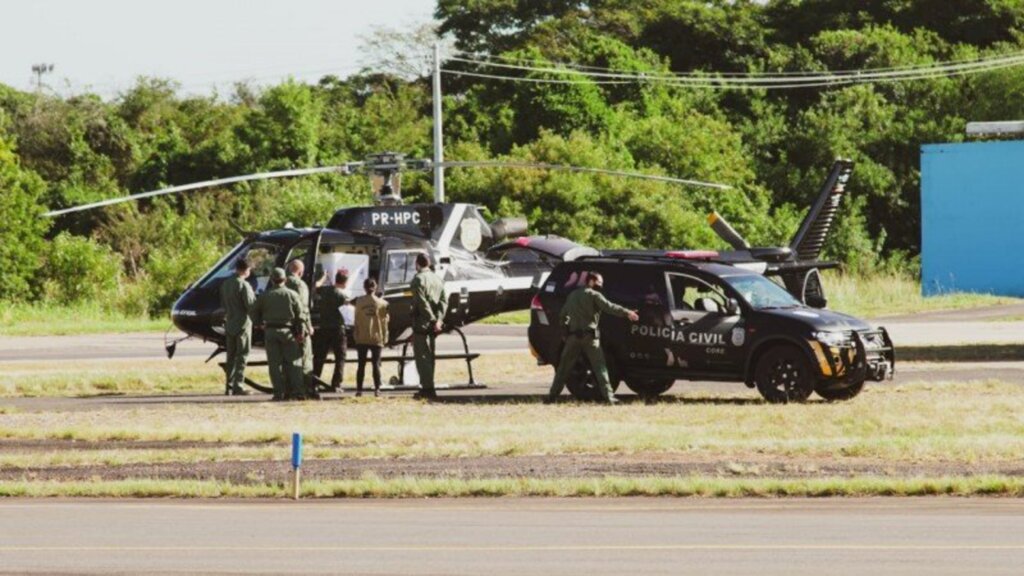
[313,327,347,388]
[265,328,304,399]
[412,332,437,391]
[356,345,383,392]
[548,334,614,402]
[224,330,250,391]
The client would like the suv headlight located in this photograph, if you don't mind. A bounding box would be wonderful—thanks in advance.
[813,331,849,347]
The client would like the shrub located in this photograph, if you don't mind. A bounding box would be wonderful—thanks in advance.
[39,233,122,305]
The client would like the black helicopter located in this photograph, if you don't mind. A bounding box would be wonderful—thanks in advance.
[44,153,851,392]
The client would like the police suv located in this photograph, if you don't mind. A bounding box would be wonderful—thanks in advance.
[528,251,894,403]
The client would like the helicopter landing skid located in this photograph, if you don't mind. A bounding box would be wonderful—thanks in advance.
[235,326,488,394]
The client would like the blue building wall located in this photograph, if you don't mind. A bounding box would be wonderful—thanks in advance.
[921,140,1024,296]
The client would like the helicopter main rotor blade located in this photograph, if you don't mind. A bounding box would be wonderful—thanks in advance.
[437,160,732,190]
[43,164,363,218]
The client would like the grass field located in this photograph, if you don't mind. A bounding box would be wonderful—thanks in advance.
[822,273,1017,319]
[0,302,167,336]
[1,379,1023,497]
[2,380,1022,462]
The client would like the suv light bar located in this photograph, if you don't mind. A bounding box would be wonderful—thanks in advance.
[666,250,719,260]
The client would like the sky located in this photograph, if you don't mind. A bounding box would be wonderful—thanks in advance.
[0,0,435,97]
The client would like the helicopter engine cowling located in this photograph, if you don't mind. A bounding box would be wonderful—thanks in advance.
[490,217,529,242]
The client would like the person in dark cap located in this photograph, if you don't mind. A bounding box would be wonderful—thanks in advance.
[219,258,255,396]
[252,267,305,401]
[314,270,349,392]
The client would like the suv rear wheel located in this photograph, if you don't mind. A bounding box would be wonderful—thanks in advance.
[563,355,621,402]
[754,344,815,404]
[624,377,675,399]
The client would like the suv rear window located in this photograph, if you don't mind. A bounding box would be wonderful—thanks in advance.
[548,264,657,309]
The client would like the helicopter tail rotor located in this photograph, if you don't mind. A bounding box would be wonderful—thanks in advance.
[708,211,751,250]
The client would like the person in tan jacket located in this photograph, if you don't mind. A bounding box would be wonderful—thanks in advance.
[353,277,390,397]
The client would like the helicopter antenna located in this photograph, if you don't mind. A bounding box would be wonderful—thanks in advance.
[42,164,362,217]
[437,160,732,190]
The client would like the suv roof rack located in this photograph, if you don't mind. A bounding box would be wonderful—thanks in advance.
[576,250,721,267]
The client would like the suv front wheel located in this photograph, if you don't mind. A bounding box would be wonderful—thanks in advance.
[753,344,816,404]
[624,377,675,399]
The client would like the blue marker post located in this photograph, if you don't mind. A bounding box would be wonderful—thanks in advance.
[291,432,303,500]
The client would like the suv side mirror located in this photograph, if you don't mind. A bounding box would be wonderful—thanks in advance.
[724,298,740,316]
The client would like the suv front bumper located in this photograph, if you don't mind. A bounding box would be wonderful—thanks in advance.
[811,328,895,384]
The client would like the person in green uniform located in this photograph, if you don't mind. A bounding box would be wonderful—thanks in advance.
[314,270,349,392]
[251,268,305,401]
[546,272,639,405]
[410,253,447,400]
[285,259,317,399]
[219,258,255,396]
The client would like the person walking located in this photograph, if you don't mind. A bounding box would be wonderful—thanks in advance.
[353,277,389,397]
[219,258,256,396]
[314,270,349,392]
[409,253,446,400]
[546,272,639,405]
[285,259,317,399]
[252,268,305,401]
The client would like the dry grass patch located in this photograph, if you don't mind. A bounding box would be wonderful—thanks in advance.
[2,380,1023,464]
[0,353,548,398]
[3,475,1024,498]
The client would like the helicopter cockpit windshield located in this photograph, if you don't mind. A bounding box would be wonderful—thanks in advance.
[199,242,281,294]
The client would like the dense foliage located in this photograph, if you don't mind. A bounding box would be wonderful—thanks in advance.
[2,0,1024,315]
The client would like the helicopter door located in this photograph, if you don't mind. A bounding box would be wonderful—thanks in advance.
[282,231,323,309]
[382,248,429,341]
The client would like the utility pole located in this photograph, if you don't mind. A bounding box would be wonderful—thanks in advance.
[432,42,445,203]
[31,63,54,93]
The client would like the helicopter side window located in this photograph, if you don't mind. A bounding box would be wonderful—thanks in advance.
[246,245,279,294]
[384,250,425,287]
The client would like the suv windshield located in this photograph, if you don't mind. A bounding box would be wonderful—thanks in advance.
[724,275,802,310]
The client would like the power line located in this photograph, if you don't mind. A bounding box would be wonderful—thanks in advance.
[443,51,1024,90]
[453,49,1024,78]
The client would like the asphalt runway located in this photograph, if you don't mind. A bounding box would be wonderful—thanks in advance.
[0,325,527,363]
[1,498,1022,575]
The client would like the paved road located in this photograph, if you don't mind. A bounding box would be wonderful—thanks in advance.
[0,325,527,363]
[1,498,1021,575]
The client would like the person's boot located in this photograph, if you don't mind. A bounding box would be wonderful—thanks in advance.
[373,388,380,398]
[230,385,251,396]
[543,395,558,405]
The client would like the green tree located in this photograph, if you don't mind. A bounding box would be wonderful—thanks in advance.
[0,125,50,300]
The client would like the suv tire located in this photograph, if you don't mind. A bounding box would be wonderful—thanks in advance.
[563,355,621,402]
[624,377,675,398]
[816,380,865,402]
[754,344,815,404]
